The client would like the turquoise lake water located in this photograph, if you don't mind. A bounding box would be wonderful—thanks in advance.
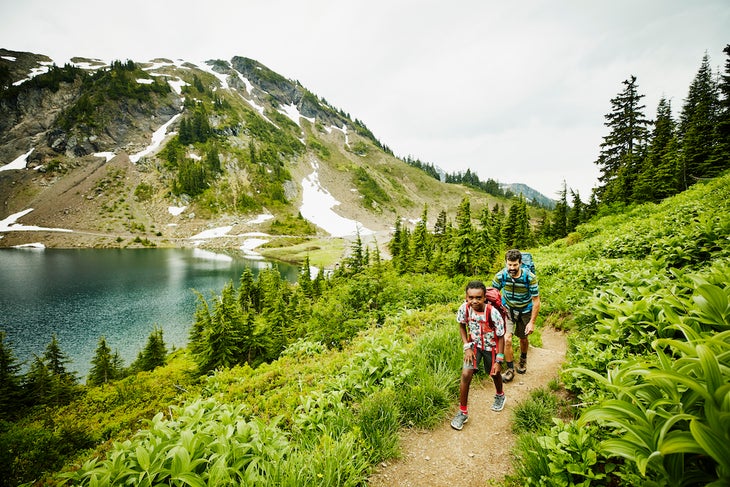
[0,248,298,380]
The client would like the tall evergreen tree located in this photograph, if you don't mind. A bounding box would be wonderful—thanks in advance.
[709,45,730,175]
[634,97,679,202]
[550,183,569,240]
[42,334,78,405]
[24,356,52,405]
[88,337,115,386]
[678,53,720,188]
[595,76,651,204]
[568,189,583,232]
[132,326,167,372]
[411,204,433,273]
[450,198,475,275]
[0,331,24,418]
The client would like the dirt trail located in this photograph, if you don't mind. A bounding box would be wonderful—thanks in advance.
[367,327,568,487]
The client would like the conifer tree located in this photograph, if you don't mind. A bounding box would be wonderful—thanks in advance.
[568,189,583,232]
[238,267,258,312]
[678,53,720,188]
[298,256,313,299]
[88,337,115,386]
[710,45,730,171]
[24,356,52,405]
[595,76,651,204]
[200,281,243,373]
[550,184,569,240]
[634,97,679,201]
[0,331,24,417]
[42,334,78,405]
[411,204,433,273]
[450,198,475,275]
[132,326,167,372]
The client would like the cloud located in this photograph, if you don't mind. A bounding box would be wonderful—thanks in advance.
[1,0,728,199]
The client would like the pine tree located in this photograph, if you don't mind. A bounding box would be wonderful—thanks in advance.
[0,331,24,418]
[133,326,167,372]
[595,76,651,204]
[24,356,52,405]
[678,53,720,188]
[411,204,433,273]
[42,334,78,405]
[550,183,569,240]
[568,189,583,232]
[88,337,115,386]
[634,97,679,202]
[709,45,730,175]
[451,197,475,275]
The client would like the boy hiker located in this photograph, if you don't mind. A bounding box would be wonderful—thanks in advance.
[451,280,506,431]
[491,249,540,382]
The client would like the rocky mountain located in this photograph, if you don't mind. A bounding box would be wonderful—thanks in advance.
[0,48,522,253]
[500,182,556,209]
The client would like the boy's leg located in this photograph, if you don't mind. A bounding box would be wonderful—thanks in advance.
[452,367,474,430]
[490,355,506,412]
[459,367,474,408]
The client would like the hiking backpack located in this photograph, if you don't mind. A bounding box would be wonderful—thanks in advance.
[521,252,536,276]
[465,287,509,331]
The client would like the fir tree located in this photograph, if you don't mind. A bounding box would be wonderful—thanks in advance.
[132,326,167,372]
[595,76,651,204]
[0,331,25,418]
[568,189,583,232]
[451,197,475,275]
[411,204,433,273]
[678,53,720,188]
[710,45,730,172]
[634,97,679,202]
[88,337,115,386]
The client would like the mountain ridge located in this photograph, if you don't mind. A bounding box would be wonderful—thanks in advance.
[1,48,550,255]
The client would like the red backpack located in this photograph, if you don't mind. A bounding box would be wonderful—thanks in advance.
[464,287,509,335]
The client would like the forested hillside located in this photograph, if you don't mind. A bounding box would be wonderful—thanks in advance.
[0,167,728,486]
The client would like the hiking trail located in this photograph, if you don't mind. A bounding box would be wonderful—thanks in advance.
[367,327,568,487]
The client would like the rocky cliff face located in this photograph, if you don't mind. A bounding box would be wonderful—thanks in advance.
[0,48,501,250]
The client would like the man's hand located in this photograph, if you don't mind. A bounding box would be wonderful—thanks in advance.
[491,361,502,375]
[525,321,535,335]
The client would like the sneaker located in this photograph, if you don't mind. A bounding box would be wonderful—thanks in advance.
[517,357,527,374]
[450,411,469,430]
[491,394,506,412]
[502,368,515,382]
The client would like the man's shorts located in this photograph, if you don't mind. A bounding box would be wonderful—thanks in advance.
[506,310,531,339]
[463,348,495,373]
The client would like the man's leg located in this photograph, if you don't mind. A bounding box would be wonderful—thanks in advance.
[516,316,530,374]
[502,319,516,382]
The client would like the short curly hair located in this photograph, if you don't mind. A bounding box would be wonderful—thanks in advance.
[505,249,522,263]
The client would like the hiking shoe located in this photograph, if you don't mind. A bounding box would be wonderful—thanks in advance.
[491,394,506,412]
[517,357,527,374]
[450,411,469,430]
[502,368,515,382]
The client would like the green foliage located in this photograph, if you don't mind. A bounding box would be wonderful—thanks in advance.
[352,166,390,209]
[134,182,154,202]
[356,388,401,462]
[511,387,560,434]
[268,213,317,235]
[509,419,618,487]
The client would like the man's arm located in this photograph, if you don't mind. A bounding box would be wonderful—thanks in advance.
[526,295,540,334]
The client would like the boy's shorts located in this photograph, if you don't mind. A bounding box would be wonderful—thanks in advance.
[506,310,531,339]
[463,348,495,372]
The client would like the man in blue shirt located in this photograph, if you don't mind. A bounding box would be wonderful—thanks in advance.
[491,249,540,382]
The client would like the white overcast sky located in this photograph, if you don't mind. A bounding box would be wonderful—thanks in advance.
[1,0,728,200]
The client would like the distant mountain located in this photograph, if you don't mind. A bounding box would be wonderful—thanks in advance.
[0,48,543,249]
[501,183,556,209]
